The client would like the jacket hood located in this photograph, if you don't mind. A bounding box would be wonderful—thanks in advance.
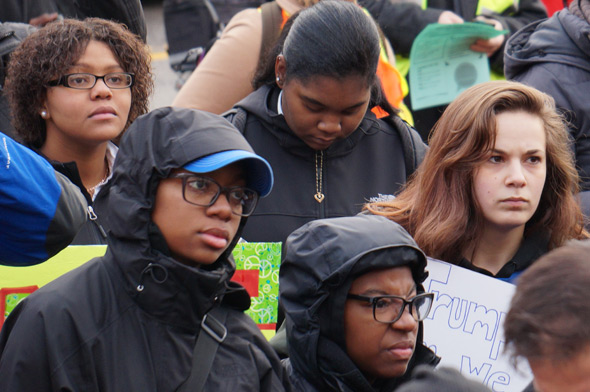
[235,85,382,159]
[95,107,265,325]
[280,213,433,390]
[505,9,590,78]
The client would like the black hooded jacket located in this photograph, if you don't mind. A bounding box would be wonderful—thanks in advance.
[280,214,440,391]
[228,85,427,245]
[0,107,290,391]
[504,3,590,189]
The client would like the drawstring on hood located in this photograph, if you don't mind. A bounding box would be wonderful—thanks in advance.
[136,262,169,292]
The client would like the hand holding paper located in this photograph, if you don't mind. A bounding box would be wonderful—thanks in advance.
[409,22,508,110]
[437,11,464,24]
[470,17,506,56]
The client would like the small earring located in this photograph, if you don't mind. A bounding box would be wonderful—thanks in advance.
[276,76,280,83]
[40,110,47,119]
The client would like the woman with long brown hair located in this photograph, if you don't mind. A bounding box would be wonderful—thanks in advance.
[367,80,586,282]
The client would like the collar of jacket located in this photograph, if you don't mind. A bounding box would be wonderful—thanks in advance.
[39,157,91,204]
[235,84,383,159]
[455,230,550,279]
[104,235,236,329]
[32,142,118,205]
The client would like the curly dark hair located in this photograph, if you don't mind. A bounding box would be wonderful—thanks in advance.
[5,18,153,148]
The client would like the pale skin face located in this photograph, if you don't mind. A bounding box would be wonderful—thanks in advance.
[344,266,418,382]
[41,40,132,155]
[275,55,371,151]
[529,346,590,392]
[151,164,243,266]
[473,110,547,234]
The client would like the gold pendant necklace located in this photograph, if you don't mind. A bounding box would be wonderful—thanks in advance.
[314,151,325,203]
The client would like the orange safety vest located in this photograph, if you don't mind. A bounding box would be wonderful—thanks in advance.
[267,5,409,121]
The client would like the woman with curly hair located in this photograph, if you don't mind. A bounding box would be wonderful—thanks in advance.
[366,80,587,282]
[5,17,153,244]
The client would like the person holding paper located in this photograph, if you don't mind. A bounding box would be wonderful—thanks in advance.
[280,213,440,391]
[0,107,291,391]
[504,243,590,392]
[366,81,587,283]
[361,0,548,139]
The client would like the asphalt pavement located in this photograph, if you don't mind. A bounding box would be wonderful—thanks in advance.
[143,1,179,111]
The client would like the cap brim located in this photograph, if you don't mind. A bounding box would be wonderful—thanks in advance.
[183,150,274,197]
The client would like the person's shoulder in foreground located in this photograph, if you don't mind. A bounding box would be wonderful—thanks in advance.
[0,131,87,266]
[504,242,590,392]
[397,365,492,391]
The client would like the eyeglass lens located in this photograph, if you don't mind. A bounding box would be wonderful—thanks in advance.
[183,176,257,216]
[373,294,433,323]
[65,73,133,89]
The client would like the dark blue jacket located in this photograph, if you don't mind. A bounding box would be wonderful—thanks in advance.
[505,7,590,189]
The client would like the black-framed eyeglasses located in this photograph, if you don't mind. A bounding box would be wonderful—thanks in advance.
[48,72,135,89]
[169,173,259,217]
[347,292,434,324]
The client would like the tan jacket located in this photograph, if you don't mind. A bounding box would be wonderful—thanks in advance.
[172,0,395,114]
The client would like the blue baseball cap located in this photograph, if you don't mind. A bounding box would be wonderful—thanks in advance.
[183,150,274,197]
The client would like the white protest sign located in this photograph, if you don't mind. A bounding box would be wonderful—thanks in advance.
[423,258,532,391]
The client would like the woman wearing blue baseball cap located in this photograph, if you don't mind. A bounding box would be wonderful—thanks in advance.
[0,107,290,391]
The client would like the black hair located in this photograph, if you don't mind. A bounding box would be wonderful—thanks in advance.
[252,0,396,115]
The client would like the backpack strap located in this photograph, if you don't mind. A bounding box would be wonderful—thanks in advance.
[225,107,425,179]
[223,107,248,134]
[258,1,283,68]
[383,115,428,179]
[176,306,228,392]
[202,0,223,30]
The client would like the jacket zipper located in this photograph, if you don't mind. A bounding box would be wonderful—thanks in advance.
[88,205,108,239]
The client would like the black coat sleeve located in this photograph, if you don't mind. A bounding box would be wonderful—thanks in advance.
[361,0,443,56]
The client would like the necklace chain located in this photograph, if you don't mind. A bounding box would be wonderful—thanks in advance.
[86,157,110,196]
[314,151,325,203]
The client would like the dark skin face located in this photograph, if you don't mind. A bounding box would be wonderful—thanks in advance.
[275,55,371,151]
[344,266,419,381]
[151,164,244,266]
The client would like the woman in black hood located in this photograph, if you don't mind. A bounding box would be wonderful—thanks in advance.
[0,107,291,391]
[280,213,440,391]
